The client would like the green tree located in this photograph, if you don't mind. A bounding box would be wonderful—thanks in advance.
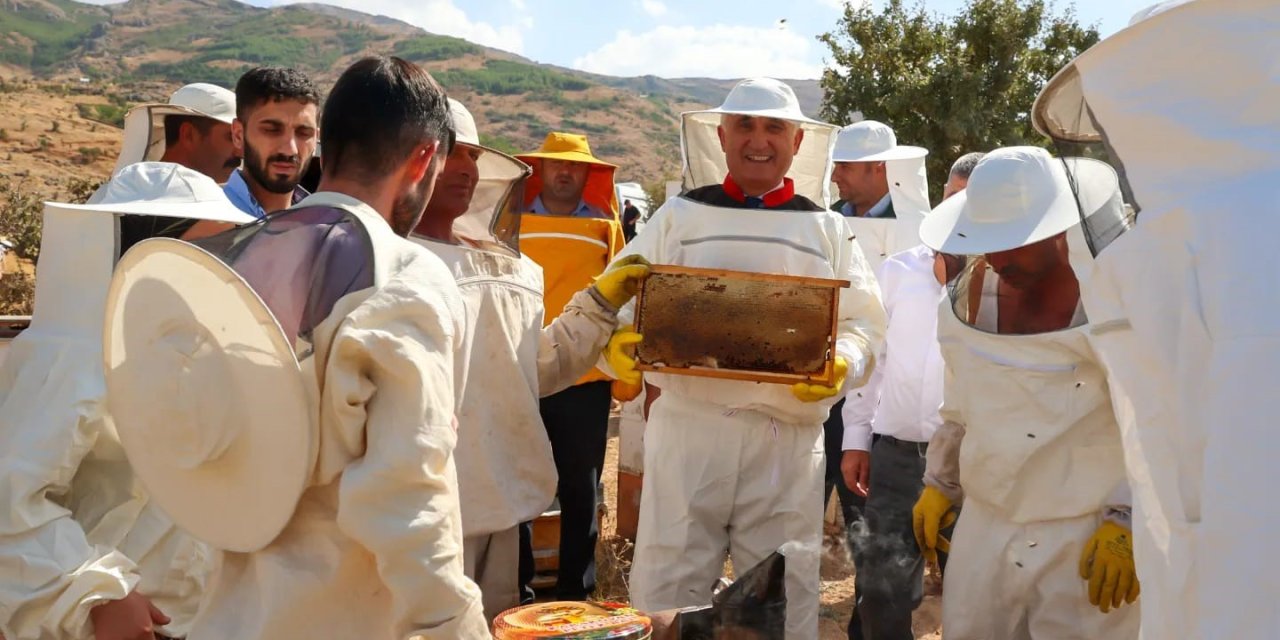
[818,0,1099,202]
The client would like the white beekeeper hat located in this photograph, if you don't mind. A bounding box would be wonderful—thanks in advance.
[831,120,928,163]
[103,234,314,553]
[438,98,531,254]
[111,83,237,176]
[52,161,253,224]
[680,77,838,205]
[164,83,237,125]
[919,146,1120,255]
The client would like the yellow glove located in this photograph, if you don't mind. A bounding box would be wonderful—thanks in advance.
[1079,521,1140,613]
[605,325,644,386]
[912,485,958,566]
[593,255,651,308]
[791,357,847,403]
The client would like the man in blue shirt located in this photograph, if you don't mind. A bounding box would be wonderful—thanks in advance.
[223,67,320,219]
[830,120,927,219]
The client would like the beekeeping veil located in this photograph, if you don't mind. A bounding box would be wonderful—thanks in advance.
[101,190,403,552]
[919,146,1124,334]
[680,77,838,205]
[441,98,530,255]
[1030,1,1280,637]
[830,120,930,270]
[110,84,236,177]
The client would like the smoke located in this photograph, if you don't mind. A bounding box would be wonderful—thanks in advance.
[844,511,925,607]
[777,539,822,560]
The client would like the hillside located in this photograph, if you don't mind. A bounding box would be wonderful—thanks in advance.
[0,0,824,191]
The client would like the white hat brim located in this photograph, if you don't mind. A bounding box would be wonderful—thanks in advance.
[142,102,235,125]
[833,145,929,163]
[104,238,314,552]
[684,107,835,130]
[920,157,1118,255]
[49,200,256,224]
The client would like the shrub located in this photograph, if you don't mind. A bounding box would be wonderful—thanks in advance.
[393,35,481,62]
[436,60,592,96]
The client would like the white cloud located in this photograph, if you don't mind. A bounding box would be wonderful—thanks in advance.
[573,24,823,80]
[255,0,532,54]
[640,0,668,18]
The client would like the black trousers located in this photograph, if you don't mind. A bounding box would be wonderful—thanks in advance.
[824,398,867,527]
[517,380,613,600]
[847,435,940,640]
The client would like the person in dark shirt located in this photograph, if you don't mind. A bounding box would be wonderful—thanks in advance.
[621,199,641,241]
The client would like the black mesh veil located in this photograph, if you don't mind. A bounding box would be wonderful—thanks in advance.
[191,206,375,358]
[941,151,1126,336]
[1034,66,1140,257]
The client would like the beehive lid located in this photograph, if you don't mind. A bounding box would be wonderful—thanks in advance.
[493,601,652,639]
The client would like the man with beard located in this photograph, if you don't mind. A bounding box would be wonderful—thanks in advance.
[411,98,648,620]
[100,56,489,639]
[223,67,319,218]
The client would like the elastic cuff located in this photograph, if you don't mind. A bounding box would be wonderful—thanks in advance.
[585,285,619,313]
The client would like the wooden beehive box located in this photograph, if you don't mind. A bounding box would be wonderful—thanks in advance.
[633,265,849,385]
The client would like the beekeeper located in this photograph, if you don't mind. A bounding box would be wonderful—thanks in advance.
[106,83,239,185]
[913,147,1139,639]
[1031,1,1279,636]
[830,120,931,271]
[410,98,649,620]
[514,132,627,601]
[606,77,887,639]
[0,162,256,640]
[90,82,241,251]
[99,57,489,639]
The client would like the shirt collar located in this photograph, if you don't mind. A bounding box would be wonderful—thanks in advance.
[530,194,605,218]
[866,193,893,217]
[843,193,893,218]
[722,175,795,208]
[223,168,310,219]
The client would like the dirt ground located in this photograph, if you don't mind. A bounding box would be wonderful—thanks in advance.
[595,429,943,639]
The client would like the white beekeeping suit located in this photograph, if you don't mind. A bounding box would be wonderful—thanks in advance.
[0,163,255,639]
[830,120,931,272]
[615,77,886,639]
[915,147,1138,639]
[1032,1,1280,637]
[409,99,634,620]
[101,191,489,638]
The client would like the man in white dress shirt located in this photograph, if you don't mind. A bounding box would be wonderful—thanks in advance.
[839,242,946,640]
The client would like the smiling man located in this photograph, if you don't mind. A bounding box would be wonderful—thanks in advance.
[223,66,321,218]
[604,77,886,639]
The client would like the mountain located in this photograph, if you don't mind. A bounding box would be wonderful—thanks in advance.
[0,0,824,188]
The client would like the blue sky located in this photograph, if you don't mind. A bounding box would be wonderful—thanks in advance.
[83,0,1156,79]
